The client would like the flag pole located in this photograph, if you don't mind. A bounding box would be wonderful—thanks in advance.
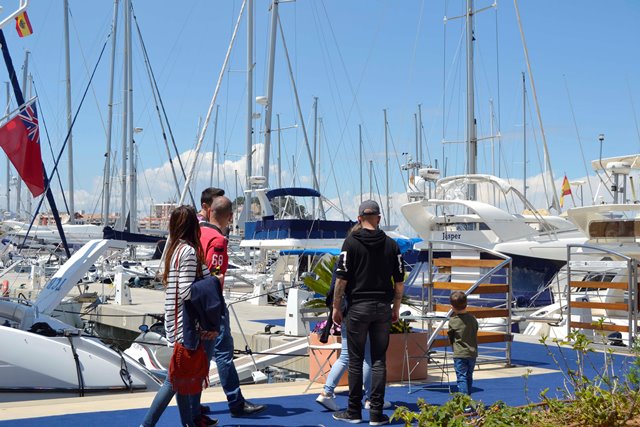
[0,29,71,258]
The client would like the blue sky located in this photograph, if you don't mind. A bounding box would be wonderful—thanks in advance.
[2,0,640,228]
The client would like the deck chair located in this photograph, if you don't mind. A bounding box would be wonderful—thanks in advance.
[300,307,343,393]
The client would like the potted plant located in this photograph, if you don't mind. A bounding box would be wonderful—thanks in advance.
[303,256,428,383]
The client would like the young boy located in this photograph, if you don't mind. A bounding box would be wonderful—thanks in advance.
[447,291,479,397]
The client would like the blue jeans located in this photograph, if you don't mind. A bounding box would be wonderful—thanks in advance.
[141,376,197,427]
[453,357,476,395]
[345,301,391,418]
[323,323,373,399]
[194,306,244,412]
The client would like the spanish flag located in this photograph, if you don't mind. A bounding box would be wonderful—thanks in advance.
[15,11,33,38]
[560,175,572,208]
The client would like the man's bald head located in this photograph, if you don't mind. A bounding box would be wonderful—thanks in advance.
[211,196,233,227]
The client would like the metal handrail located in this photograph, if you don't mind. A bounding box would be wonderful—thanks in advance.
[566,243,638,347]
[423,240,512,352]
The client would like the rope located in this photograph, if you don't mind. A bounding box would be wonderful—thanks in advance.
[17,34,110,251]
[66,334,85,397]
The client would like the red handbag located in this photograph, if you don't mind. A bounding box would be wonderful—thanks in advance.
[168,341,209,394]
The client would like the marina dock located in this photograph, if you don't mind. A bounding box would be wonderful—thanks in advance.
[0,336,632,426]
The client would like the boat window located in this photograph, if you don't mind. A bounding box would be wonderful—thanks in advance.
[588,220,638,239]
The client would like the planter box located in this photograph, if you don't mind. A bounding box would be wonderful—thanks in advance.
[308,331,429,385]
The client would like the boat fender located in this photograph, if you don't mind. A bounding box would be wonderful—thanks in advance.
[0,280,7,296]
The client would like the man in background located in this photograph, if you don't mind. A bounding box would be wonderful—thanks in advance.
[331,200,404,426]
[197,189,266,418]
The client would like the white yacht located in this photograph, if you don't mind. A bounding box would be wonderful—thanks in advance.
[0,239,161,402]
[402,174,586,308]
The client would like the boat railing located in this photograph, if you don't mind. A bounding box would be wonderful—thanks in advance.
[403,240,513,370]
[566,243,638,348]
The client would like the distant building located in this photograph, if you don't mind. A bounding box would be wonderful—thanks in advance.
[139,202,176,231]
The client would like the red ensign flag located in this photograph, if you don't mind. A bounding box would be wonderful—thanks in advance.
[0,100,45,197]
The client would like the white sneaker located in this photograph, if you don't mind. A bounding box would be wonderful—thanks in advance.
[316,392,340,411]
[365,400,392,410]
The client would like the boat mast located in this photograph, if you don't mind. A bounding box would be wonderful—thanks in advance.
[119,0,129,231]
[277,113,282,189]
[418,103,423,163]
[312,96,318,216]
[210,105,219,187]
[64,0,74,223]
[466,0,477,200]
[244,0,254,228]
[277,16,324,218]
[4,82,9,213]
[17,50,28,217]
[103,0,119,227]
[127,0,136,233]
[262,0,278,189]
[522,72,527,202]
[384,108,390,227]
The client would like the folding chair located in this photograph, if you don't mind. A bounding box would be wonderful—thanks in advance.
[300,307,343,393]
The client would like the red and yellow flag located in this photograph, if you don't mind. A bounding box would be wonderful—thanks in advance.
[15,11,33,38]
[560,175,572,208]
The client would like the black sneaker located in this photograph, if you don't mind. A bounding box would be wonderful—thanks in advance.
[369,413,389,426]
[333,410,362,424]
[230,401,267,417]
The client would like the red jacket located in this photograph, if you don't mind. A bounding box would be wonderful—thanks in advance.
[199,222,228,287]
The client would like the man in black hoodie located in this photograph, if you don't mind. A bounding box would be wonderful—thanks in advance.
[331,200,405,426]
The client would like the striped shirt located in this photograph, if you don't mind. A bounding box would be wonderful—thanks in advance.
[164,242,209,346]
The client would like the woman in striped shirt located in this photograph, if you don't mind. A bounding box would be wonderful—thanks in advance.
[141,205,216,427]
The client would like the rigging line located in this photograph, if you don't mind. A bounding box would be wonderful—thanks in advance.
[17,34,109,252]
[309,3,354,188]
[68,6,109,138]
[442,27,467,142]
[317,0,387,162]
[386,120,408,197]
[320,118,346,219]
[309,4,344,133]
[136,147,154,208]
[130,4,195,207]
[494,0,502,134]
[627,77,640,148]
[407,0,426,100]
[221,84,247,156]
[525,89,551,207]
[179,0,247,205]
[317,0,387,199]
[33,89,70,216]
[277,15,324,217]
[309,4,357,192]
[513,0,560,211]
[132,8,181,198]
[562,75,594,201]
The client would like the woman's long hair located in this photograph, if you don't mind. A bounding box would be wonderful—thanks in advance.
[163,205,204,285]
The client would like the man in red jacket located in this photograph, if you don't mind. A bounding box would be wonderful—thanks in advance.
[197,190,266,419]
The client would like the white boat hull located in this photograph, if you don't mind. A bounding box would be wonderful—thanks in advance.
[0,326,160,402]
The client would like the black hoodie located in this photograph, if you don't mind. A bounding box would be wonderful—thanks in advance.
[335,228,404,305]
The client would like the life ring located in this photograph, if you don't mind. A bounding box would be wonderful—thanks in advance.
[1,280,8,297]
